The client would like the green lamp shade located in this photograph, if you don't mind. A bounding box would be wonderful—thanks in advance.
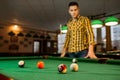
[105,16,119,26]
[61,26,67,30]
[60,26,67,33]
[91,20,103,28]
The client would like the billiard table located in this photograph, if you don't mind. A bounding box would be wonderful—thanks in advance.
[0,56,120,80]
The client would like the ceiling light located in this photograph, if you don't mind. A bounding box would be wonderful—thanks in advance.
[105,16,119,26]
[61,26,67,33]
[91,20,103,28]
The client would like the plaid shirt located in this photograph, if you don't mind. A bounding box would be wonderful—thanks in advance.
[64,15,95,53]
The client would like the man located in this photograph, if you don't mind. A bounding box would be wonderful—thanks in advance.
[61,2,97,59]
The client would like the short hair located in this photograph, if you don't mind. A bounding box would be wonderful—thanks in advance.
[68,2,79,8]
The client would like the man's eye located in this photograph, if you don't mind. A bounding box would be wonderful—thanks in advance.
[74,9,77,11]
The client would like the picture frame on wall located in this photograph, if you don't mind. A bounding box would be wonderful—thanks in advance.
[28,41,32,45]
[9,44,19,50]
[10,36,18,42]
[0,43,3,47]
[24,44,28,47]
[0,36,3,40]
[24,38,28,41]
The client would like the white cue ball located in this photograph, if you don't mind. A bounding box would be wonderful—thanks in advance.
[18,60,25,67]
[70,63,79,72]
[72,58,77,63]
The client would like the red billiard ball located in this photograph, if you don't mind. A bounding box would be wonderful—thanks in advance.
[37,61,44,69]
[58,64,67,74]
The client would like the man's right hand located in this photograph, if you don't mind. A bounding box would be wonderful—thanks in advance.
[60,48,66,57]
[60,52,65,57]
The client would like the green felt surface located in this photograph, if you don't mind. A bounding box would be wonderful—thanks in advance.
[0,57,120,80]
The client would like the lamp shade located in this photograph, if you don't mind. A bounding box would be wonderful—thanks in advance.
[60,26,67,33]
[17,32,24,37]
[105,16,119,26]
[25,33,32,37]
[91,20,103,28]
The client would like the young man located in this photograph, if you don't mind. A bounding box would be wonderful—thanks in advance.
[61,2,97,58]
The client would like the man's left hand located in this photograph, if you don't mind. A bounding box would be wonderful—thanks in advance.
[85,51,97,59]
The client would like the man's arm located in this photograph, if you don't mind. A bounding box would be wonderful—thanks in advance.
[60,48,67,57]
[85,44,97,58]
[84,17,97,59]
[60,30,70,57]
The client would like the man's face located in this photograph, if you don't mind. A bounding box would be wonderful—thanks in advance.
[68,5,79,18]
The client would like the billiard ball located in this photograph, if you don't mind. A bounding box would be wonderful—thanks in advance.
[58,64,67,74]
[70,63,79,72]
[72,58,77,63]
[37,61,44,69]
[0,74,14,80]
[18,60,25,68]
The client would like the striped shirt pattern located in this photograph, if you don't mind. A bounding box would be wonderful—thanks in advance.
[64,15,95,53]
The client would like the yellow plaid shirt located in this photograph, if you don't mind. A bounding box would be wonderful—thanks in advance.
[64,15,95,53]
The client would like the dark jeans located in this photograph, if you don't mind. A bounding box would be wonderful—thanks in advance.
[68,49,88,58]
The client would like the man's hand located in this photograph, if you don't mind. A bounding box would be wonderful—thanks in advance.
[60,48,66,57]
[85,51,97,59]
[60,52,65,57]
[85,45,97,59]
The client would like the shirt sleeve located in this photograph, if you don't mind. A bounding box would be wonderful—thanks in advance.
[85,17,95,45]
[63,29,70,48]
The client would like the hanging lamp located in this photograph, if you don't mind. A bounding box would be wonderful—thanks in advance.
[105,16,119,26]
[91,20,103,28]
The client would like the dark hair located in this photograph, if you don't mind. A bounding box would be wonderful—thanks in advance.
[68,2,79,7]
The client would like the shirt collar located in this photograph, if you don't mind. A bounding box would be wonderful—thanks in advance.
[72,15,81,21]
